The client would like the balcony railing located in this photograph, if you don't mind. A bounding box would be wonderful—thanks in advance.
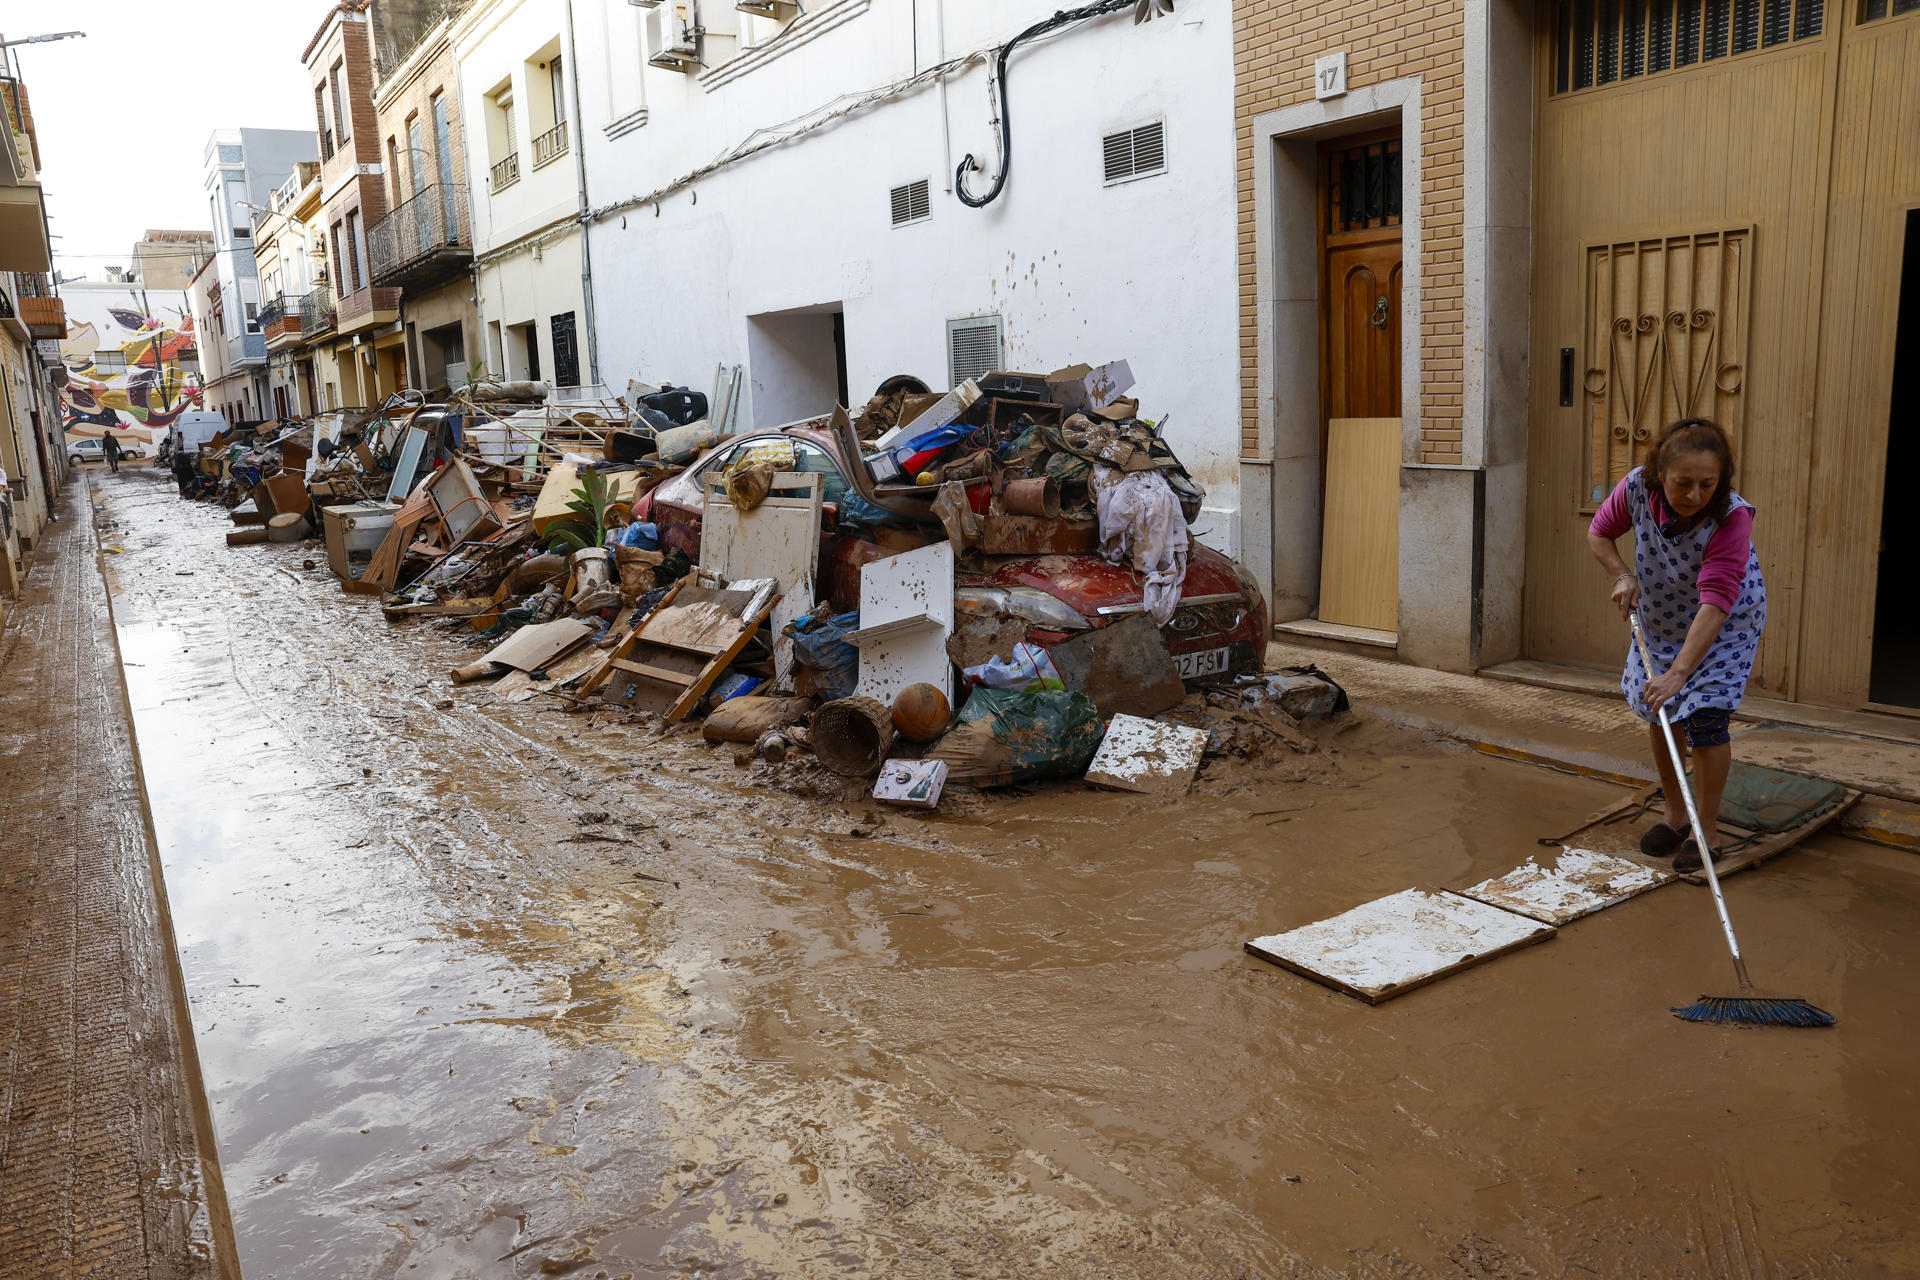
[368,182,472,289]
[489,152,520,193]
[257,295,288,326]
[299,287,336,338]
[532,121,569,169]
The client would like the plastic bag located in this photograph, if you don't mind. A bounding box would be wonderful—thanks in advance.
[963,642,1064,692]
[615,521,660,550]
[926,687,1105,787]
[786,608,860,702]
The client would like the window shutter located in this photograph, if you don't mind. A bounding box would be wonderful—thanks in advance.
[947,315,1002,387]
[890,178,931,226]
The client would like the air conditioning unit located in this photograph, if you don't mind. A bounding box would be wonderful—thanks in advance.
[628,0,663,8]
[736,0,797,17]
[646,4,699,70]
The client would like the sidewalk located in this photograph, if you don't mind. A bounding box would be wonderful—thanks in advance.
[1267,638,1920,849]
[0,475,236,1279]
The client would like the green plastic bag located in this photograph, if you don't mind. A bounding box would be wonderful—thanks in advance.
[927,687,1105,787]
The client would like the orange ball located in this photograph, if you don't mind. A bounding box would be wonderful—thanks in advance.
[891,683,952,743]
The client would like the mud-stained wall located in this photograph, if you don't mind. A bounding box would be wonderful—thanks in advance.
[1232,0,1468,465]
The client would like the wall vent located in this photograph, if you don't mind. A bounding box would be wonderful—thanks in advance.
[890,178,931,226]
[1102,120,1166,184]
[946,315,1002,387]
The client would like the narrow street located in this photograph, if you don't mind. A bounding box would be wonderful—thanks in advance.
[75,464,1920,1279]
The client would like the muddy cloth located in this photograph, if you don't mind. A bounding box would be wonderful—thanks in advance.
[1052,415,1184,474]
[926,687,1105,787]
[1091,463,1190,625]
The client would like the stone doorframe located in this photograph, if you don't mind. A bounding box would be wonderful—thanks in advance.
[1239,76,1425,629]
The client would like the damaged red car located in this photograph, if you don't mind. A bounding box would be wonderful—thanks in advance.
[637,418,1268,683]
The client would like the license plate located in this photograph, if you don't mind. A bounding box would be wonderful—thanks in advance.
[1174,645,1230,680]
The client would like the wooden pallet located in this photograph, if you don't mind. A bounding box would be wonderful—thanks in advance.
[578,579,777,722]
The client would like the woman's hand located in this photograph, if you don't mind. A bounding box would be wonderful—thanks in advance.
[1610,574,1641,620]
[1644,665,1689,710]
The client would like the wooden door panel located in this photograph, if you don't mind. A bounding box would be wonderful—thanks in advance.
[1319,417,1401,631]
[1327,243,1403,423]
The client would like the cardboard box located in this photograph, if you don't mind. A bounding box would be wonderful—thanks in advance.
[1046,360,1135,414]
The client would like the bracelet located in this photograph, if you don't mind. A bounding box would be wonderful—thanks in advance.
[1613,573,1636,586]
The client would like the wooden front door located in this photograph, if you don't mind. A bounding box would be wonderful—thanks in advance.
[1318,134,1404,632]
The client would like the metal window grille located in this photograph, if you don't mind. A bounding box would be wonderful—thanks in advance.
[1102,121,1166,184]
[890,179,931,226]
[946,316,1002,387]
[1555,0,1818,92]
[1325,139,1403,234]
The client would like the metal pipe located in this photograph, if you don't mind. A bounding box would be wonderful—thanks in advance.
[935,0,953,193]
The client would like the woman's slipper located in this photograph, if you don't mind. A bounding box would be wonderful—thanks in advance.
[1640,823,1684,857]
[1673,837,1712,873]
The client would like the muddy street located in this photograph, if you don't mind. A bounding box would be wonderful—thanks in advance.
[89,466,1918,1279]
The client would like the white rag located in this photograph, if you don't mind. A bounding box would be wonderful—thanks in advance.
[1091,463,1190,625]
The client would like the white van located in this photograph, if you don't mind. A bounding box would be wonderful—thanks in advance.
[170,410,229,456]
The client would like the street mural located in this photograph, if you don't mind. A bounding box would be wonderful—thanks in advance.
[59,307,204,442]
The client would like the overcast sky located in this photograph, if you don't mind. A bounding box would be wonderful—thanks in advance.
[1,0,334,282]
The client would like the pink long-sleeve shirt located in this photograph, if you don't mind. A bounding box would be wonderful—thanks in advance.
[1590,474,1752,614]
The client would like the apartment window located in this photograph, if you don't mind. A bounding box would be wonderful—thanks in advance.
[550,57,566,124]
[244,301,259,333]
[330,222,346,299]
[315,86,334,159]
[388,136,403,206]
[406,114,426,195]
[1102,121,1167,185]
[346,210,365,291]
[331,61,350,141]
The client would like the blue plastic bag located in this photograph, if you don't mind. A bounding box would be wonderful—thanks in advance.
[787,608,860,701]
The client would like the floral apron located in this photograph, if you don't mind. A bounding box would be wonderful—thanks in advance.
[1620,467,1766,725]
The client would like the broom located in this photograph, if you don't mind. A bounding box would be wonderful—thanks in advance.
[1629,610,1835,1028]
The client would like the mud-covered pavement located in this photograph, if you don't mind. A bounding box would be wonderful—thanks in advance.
[90,465,1919,1279]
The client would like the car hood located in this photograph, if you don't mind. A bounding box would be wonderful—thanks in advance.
[956,544,1246,617]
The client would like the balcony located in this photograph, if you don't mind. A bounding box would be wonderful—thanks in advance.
[299,288,337,338]
[532,121,569,170]
[335,284,401,336]
[261,296,305,349]
[228,332,267,369]
[369,183,472,291]
[18,294,63,339]
[489,152,520,193]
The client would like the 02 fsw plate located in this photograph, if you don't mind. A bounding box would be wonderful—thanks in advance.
[1174,645,1229,680]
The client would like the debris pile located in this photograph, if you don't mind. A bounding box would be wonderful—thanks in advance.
[186,361,1330,811]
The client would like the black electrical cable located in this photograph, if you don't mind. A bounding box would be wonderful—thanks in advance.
[955,0,1138,209]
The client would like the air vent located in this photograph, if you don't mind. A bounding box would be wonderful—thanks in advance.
[946,315,1002,387]
[890,178,931,227]
[1102,120,1166,184]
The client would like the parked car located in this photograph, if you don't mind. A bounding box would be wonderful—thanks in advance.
[637,423,1269,682]
[66,437,104,465]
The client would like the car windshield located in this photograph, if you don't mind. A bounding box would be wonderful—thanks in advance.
[693,436,848,506]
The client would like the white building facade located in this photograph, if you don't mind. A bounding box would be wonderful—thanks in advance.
[451,0,592,392]
[569,0,1244,547]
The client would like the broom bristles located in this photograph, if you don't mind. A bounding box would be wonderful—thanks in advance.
[1671,995,1836,1027]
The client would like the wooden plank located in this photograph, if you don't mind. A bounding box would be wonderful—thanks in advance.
[663,595,778,724]
[1317,417,1399,631]
[699,471,821,598]
[610,658,697,686]
[577,579,686,696]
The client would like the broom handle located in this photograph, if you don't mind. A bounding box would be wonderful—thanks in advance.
[1631,610,1755,992]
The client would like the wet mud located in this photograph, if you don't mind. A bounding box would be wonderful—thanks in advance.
[92,466,1920,1279]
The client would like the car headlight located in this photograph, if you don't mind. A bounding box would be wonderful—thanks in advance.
[953,585,1091,631]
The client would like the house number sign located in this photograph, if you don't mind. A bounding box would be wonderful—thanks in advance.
[1315,51,1348,100]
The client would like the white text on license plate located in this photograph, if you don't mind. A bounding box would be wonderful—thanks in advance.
[1174,646,1230,680]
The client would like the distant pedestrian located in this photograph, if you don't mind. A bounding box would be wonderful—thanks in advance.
[1587,418,1765,872]
[101,431,121,473]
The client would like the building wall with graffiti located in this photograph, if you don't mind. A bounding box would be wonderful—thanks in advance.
[57,279,205,448]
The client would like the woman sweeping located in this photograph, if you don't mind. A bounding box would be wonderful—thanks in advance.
[1587,418,1766,871]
